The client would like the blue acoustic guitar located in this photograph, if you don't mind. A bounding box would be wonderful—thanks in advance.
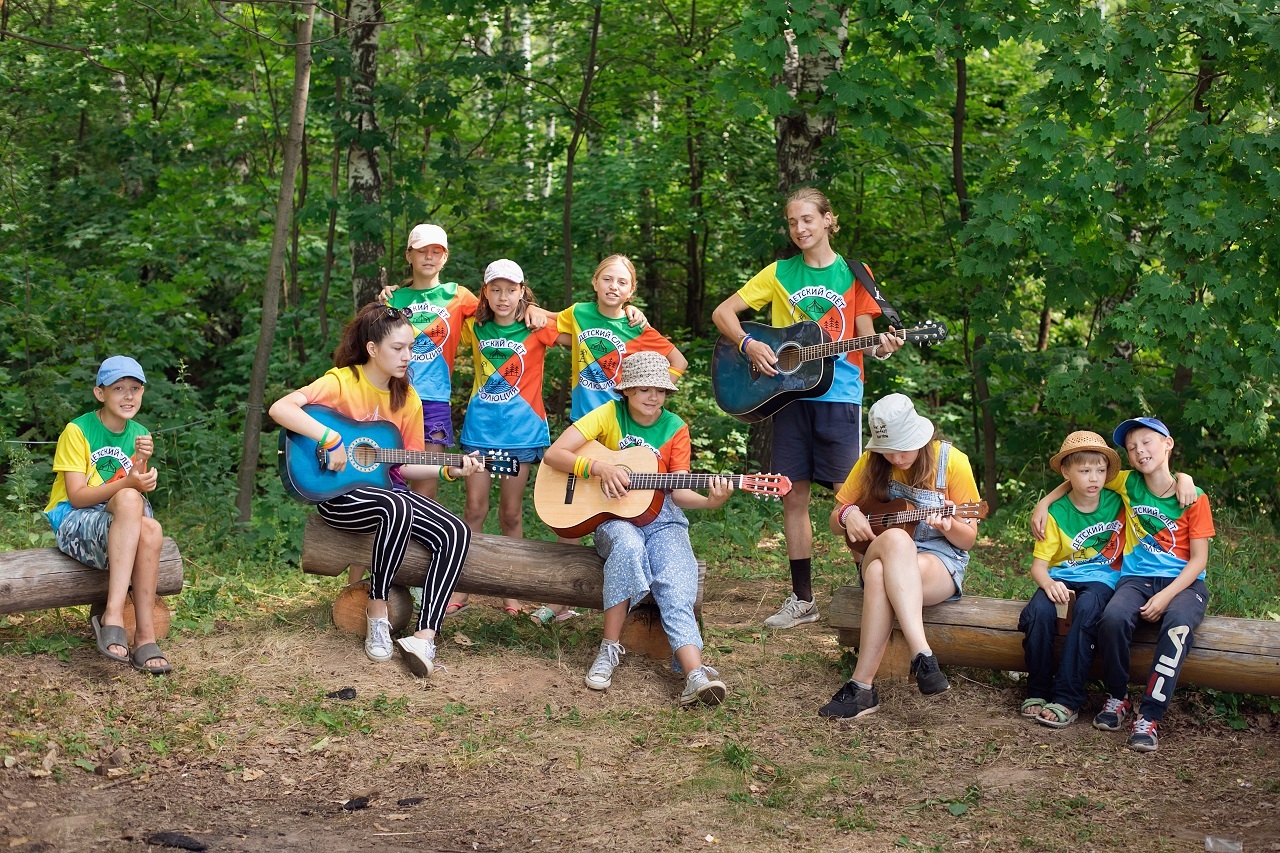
[710,320,948,423]
[278,405,520,504]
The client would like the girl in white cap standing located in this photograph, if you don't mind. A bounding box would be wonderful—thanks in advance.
[543,351,735,706]
[819,393,981,719]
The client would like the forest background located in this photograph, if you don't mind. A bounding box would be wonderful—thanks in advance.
[2,0,1278,552]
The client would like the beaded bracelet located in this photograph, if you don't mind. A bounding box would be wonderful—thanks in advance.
[838,504,857,528]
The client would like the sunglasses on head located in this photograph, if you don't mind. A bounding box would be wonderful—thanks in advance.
[384,305,414,320]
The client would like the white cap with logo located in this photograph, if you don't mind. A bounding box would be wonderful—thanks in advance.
[483,259,525,286]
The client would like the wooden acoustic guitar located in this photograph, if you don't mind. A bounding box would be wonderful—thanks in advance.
[711,319,948,423]
[844,498,989,550]
[533,440,792,537]
[278,405,520,504]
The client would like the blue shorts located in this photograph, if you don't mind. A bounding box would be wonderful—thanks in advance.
[771,400,862,489]
[461,444,544,464]
[55,500,154,571]
[421,400,454,447]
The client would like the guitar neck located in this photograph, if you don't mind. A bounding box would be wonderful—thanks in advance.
[797,331,883,364]
[365,448,474,467]
[867,504,959,528]
[620,473,744,491]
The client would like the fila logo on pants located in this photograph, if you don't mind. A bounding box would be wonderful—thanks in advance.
[1148,625,1190,702]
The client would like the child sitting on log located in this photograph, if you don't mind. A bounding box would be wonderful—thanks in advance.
[542,351,733,707]
[43,356,171,674]
[1018,431,1127,729]
[1033,417,1207,753]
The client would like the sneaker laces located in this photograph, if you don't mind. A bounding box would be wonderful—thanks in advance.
[689,665,719,686]
[1132,717,1157,736]
[910,653,938,677]
[1101,696,1126,715]
[368,618,391,650]
[779,594,810,616]
[830,680,860,702]
[591,641,624,676]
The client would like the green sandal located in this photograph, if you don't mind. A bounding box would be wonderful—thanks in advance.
[1036,702,1078,729]
[1020,697,1047,718]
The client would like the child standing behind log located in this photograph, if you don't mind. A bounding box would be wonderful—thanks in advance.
[43,356,171,674]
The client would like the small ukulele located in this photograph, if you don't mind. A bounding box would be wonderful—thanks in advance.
[533,441,791,537]
[844,498,988,550]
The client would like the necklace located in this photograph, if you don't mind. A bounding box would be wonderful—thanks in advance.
[1155,475,1177,498]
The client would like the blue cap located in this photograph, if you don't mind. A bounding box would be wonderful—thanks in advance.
[96,355,147,387]
[1112,417,1170,447]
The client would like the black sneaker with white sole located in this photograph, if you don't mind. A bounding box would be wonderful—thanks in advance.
[818,682,879,719]
[910,652,950,695]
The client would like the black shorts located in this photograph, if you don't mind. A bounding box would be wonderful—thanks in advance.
[771,400,862,489]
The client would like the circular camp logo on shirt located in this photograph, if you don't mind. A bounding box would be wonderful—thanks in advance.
[1067,519,1125,566]
[618,433,660,457]
[477,337,527,404]
[788,286,848,341]
[1134,505,1179,556]
[577,328,627,392]
[406,303,449,363]
[89,446,132,480]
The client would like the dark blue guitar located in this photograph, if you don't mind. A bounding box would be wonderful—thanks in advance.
[278,405,520,504]
[711,320,948,423]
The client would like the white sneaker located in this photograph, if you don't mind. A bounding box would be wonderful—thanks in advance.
[365,614,393,662]
[763,593,819,629]
[679,666,727,707]
[396,635,435,678]
[584,639,625,690]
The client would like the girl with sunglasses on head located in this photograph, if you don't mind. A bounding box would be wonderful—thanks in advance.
[269,302,482,677]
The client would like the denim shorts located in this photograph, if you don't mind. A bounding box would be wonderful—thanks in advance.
[421,399,454,447]
[460,444,544,464]
[55,500,154,571]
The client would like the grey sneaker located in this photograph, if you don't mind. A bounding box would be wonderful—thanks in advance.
[584,639,625,690]
[1127,716,1159,752]
[679,666,727,707]
[763,593,819,629]
[396,635,436,678]
[910,652,950,695]
[1093,695,1131,731]
[364,614,393,663]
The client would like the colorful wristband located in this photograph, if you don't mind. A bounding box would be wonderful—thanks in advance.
[441,465,457,482]
[838,504,857,528]
[738,334,755,354]
[574,456,593,479]
[323,431,343,451]
[668,366,684,379]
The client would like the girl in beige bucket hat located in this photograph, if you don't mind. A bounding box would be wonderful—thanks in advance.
[818,394,982,719]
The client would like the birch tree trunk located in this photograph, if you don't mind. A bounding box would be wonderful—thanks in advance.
[234,0,317,523]
[773,4,848,193]
[348,0,384,307]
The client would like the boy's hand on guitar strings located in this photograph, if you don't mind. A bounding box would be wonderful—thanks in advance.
[876,328,906,358]
[744,339,779,376]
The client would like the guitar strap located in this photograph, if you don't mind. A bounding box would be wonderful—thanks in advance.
[935,441,952,490]
[841,255,903,329]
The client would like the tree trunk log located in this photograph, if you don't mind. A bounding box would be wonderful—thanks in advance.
[0,539,184,614]
[828,586,1280,696]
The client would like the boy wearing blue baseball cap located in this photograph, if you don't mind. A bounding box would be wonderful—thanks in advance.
[1032,417,1211,752]
[43,355,172,674]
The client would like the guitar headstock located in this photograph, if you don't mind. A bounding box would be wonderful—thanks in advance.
[954,500,989,520]
[904,320,948,345]
[742,473,793,500]
[483,451,521,479]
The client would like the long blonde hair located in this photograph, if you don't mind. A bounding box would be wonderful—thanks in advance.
[856,430,944,503]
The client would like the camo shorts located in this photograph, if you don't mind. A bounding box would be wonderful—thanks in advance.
[55,500,153,571]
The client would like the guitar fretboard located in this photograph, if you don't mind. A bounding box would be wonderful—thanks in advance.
[361,448,476,467]
[864,504,963,527]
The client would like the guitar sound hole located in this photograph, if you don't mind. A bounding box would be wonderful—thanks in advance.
[351,443,376,465]
[776,347,800,373]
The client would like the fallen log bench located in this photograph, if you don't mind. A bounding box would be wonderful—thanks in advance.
[827,586,1280,696]
[300,515,704,659]
[0,539,185,644]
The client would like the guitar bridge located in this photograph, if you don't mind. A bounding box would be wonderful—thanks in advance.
[564,474,576,505]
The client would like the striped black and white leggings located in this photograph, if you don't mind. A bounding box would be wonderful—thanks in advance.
[317,487,471,633]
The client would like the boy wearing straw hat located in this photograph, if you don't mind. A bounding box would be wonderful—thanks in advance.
[1018,431,1125,729]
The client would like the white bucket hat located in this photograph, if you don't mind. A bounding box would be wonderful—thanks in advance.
[614,351,677,392]
[483,258,525,285]
[865,393,934,453]
[406,223,448,251]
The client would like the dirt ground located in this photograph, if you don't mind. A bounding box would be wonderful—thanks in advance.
[3,575,1278,852]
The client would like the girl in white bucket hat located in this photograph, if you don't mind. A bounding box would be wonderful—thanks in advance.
[543,351,735,707]
[818,393,982,719]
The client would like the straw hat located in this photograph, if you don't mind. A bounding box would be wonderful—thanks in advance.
[864,394,934,453]
[614,351,677,392]
[1050,431,1121,480]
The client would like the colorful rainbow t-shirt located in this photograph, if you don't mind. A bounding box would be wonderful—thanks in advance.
[44,412,151,532]
[737,255,883,404]
[1033,490,1127,587]
[297,366,426,452]
[558,302,677,421]
[388,282,479,403]
[574,400,691,474]
[459,318,560,450]
[1107,470,1215,580]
